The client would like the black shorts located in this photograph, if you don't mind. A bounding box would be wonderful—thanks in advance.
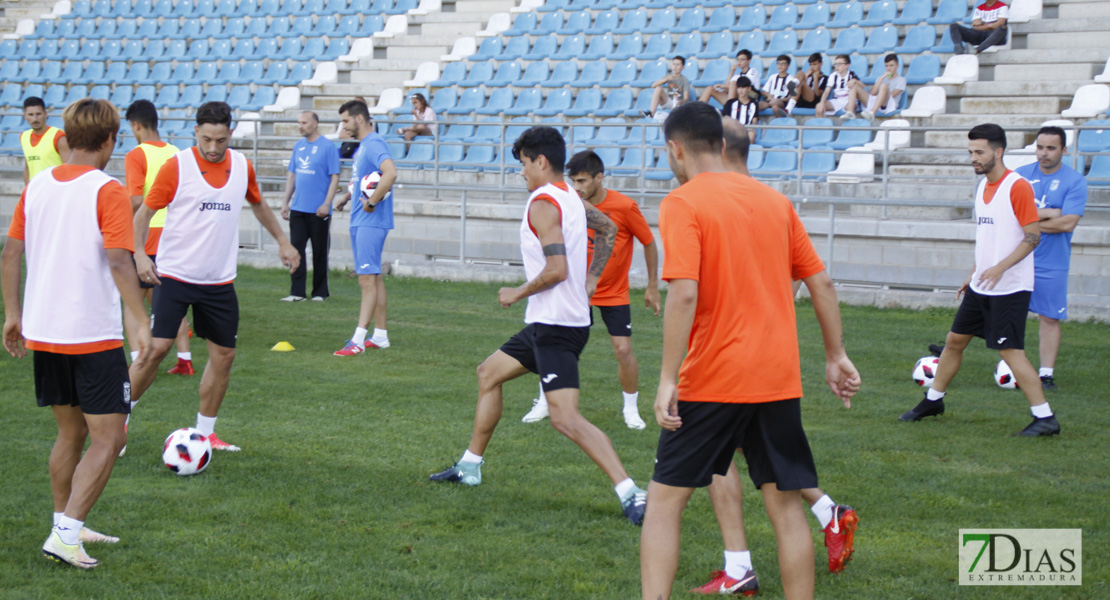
[152,277,239,348]
[135,254,157,290]
[951,288,1031,350]
[653,398,818,491]
[34,347,131,415]
[795,98,820,109]
[593,304,632,338]
[499,323,590,392]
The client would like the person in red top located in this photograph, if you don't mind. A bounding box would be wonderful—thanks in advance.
[3,98,152,569]
[127,102,299,452]
[124,99,193,378]
[640,103,861,600]
[520,150,661,430]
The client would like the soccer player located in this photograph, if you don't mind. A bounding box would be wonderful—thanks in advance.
[124,100,193,377]
[899,124,1057,436]
[333,100,397,355]
[20,96,71,183]
[2,98,152,569]
[280,111,341,302]
[641,103,861,600]
[521,150,661,430]
[129,101,300,451]
[430,126,649,526]
[1015,125,1087,391]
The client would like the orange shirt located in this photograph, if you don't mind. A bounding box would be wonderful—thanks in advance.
[984,171,1038,226]
[660,172,825,404]
[125,140,173,255]
[587,189,655,307]
[7,165,133,355]
[28,129,66,152]
[145,147,262,211]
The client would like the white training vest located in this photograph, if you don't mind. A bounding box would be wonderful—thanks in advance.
[520,183,590,327]
[971,171,1035,296]
[22,167,123,345]
[157,149,248,284]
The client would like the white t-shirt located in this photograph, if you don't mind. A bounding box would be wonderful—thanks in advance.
[414,106,436,134]
[731,66,761,92]
[974,1,1009,23]
[762,73,800,99]
[828,71,858,99]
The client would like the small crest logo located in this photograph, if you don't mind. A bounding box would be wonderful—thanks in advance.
[959,529,1081,586]
[1050,179,1060,191]
[123,382,131,404]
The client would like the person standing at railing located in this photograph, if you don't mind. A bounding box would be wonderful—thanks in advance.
[20,96,71,183]
[1015,125,1088,391]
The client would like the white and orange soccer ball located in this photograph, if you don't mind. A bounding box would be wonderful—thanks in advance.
[994,359,1019,389]
[162,428,212,476]
[912,356,940,387]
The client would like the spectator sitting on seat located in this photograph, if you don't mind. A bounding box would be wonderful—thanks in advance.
[950,0,1009,55]
[817,54,864,119]
[699,49,761,106]
[860,54,907,120]
[643,56,691,120]
[759,55,801,118]
[785,53,828,116]
[721,77,759,144]
[397,92,436,152]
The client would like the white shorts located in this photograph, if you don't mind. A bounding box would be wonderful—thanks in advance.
[866,94,898,113]
[828,96,850,113]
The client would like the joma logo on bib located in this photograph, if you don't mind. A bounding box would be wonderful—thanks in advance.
[199,201,232,212]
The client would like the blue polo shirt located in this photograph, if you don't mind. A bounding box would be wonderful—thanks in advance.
[287,136,341,214]
[350,132,394,229]
[1015,162,1087,271]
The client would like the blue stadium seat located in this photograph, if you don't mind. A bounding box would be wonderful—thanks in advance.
[626,88,653,117]
[586,9,620,34]
[465,116,508,144]
[132,84,155,103]
[119,62,148,84]
[214,0,237,16]
[591,146,622,171]
[551,35,587,61]
[695,31,731,59]
[335,15,360,36]
[243,87,276,111]
[427,88,456,113]
[732,5,766,32]
[831,26,866,55]
[437,143,465,167]
[60,85,88,107]
[208,40,232,59]
[243,16,268,37]
[296,0,324,16]
[504,12,537,36]
[16,39,39,59]
[850,54,870,80]
[1087,155,1110,186]
[632,59,666,87]
[25,19,54,39]
[89,85,111,100]
[446,88,484,115]
[904,54,941,84]
[112,0,133,17]
[487,61,521,88]
[830,1,863,27]
[74,18,97,39]
[93,19,117,39]
[878,88,908,116]
[156,39,187,62]
[565,89,602,117]
[64,0,92,18]
[801,118,835,148]
[565,117,594,145]
[28,61,61,85]
[829,118,873,149]
[389,0,416,14]
[211,62,241,85]
[0,84,22,107]
[737,31,766,56]
[761,30,797,56]
[154,19,179,40]
[275,38,303,61]
[198,18,222,39]
[20,84,46,106]
[572,61,608,88]
[290,15,313,36]
[0,62,19,82]
[766,5,798,30]
[795,3,830,30]
[897,25,937,54]
[535,12,563,35]
[862,55,900,84]
[322,39,350,61]
[454,145,497,173]
[219,17,246,39]
[267,16,291,37]
[470,37,502,62]
[600,60,637,89]
[297,38,325,61]
[593,117,629,145]
[693,58,729,87]
[801,150,836,178]
[535,0,567,12]
[672,7,705,34]
[761,117,798,147]
[134,18,158,38]
[860,25,899,55]
[170,19,200,39]
[278,0,302,14]
[540,61,577,89]
[150,0,172,16]
[458,61,494,89]
[256,61,288,85]
[78,62,107,85]
[520,34,557,61]
[229,61,263,85]
[284,62,313,85]
[166,85,200,109]
[94,40,122,62]
[109,85,133,106]
[860,0,897,25]
[138,62,169,85]
[253,0,278,15]
[703,7,736,32]
[191,0,216,17]
[441,116,475,141]
[610,34,643,60]
[893,0,932,24]
[49,40,76,62]
[499,36,530,61]
[11,62,42,84]
[631,32,667,59]
[517,62,549,87]
[170,62,194,84]
[119,40,143,61]
[932,27,957,53]
[475,88,514,115]
[59,62,84,84]
[397,143,434,170]
[674,32,703,57]
[927,0,967,24]
[557,10,591,35]
[595,89,634,117]
[503,88,543,116]
[645,148,674,180]
[643,8,676,34]
[232,39,255,59]
[1077,119,1110,152]
[533,89,573,116]
[131,0,154,15]
[613,9,648,34]
[681,60,699,82]
[429,62,466,87]
[794,27,831,57]
[753,149,797,177]
[202,85,228,105]
[581,34,614,60]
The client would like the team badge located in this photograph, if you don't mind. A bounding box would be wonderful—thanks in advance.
[1050,179,1060,191]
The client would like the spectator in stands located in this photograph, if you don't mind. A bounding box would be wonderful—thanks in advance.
[699,49,761,106]
[397,92,436,152]
[20,96,71,183]
[644,56,691,120]
[860,54,907,120]
[785,53,828,116]
[816,55,863,119]
[950,0,1009,55]
[721,77,759,144]
[759,55,801,118]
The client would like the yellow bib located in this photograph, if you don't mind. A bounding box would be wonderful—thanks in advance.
[21,127,64,181]
[139,142,180,228]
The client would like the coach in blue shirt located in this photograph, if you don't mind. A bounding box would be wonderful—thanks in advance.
[1015,125,1087,391]
[281,111,341,301]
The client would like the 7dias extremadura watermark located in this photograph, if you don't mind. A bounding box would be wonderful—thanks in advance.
[959,529,1082,586]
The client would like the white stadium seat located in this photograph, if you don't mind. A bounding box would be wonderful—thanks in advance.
[1060,84,1110,118]
[934,55,979,85]
[403,62,440,87]
[440,37,476,62]
[1008,0,1042,24]
[828,148,876,183]
[863,119,912,151]
[366,88,404,115]
[339,38,374,64]
[476,13,511,38]
[901,86,947,118]
[262,87,300,114]
[1094,58,1110,84]
[408,0,441,16]
[304,62,338,86]
[374,15,407,39]
[512,0,543,13]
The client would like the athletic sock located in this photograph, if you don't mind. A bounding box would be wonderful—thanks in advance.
[926,388,946,402]
[53,512,64,527]
[1039,367,1054,378]
[352,327,368,346]
[196,414,217,436]
[785,98,797,114]
[178,352,191,361]
[55,515,83,545]
[372,328,388,343]
[1031,402,1053,419]
[129,401,138,412]
[811,494,835,529]
[460,450,482,465]
[622,391,638,412]
[538,386,548,404]
[724,550,753,579]
[614,478,636,500]
[130,350,139,362]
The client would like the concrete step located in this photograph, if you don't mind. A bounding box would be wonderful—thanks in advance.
[889,164,974,178]
[1026,30,1110,50]
[375,35,463,48]
[932,113,1065,129]
[995,62,1096,82]
[350,68,424,85]
[938,80,1089,98]
[925,129,1028,149]
[455,0,516,11]
[976,48,1110,66]
[959,97,1065,115]
[1017,16,1110,33]
[382,44,454,61]
[320,82,394,97]
[1058,1,1110,18]
[419,21,488,37]
[346,58,429,72]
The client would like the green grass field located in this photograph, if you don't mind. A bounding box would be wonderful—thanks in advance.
[1,267,1106,599]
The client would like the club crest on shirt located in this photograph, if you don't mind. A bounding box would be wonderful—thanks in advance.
[1050,179,1060,191]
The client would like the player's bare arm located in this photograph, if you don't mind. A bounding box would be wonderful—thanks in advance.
[1038,212,1081,234]
[363,158,398,213]
[249,197,301,274]
[643,241,661,316]
[978,222,1040,290]
[583,200,617,297]
[499,200,567,308]
[802,269,861,408]
[318,173,340,218]
[280,172,296,220]
[654,278,698,430]
[132,203,160,285]
[57,135,71,163]
[106,247,152,365]
[1,237,27,358]
[334,191,351,211]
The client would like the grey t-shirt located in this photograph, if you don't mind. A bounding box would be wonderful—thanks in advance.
[663,75,691,108]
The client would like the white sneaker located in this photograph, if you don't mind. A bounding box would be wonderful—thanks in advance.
[366,337,390,349]
[623,408,646,430]
[311,296,326,302]
[840,111,856,120]
[521,398,549,423]
[79,527,119,544]
[280,295,306,302]
[861,110,875,120]
[42,531,98,569]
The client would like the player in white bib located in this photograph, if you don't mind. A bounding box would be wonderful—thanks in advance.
[431,127,650,526]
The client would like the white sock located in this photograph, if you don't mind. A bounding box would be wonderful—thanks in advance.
[53,512,64,527]
[460,450,482,465]
[811,494,836,530]
[1031,402,1053,418]
[724,550,752,579]
[926,388,946,401]
[178,352,191,361]
[196,414,217,436]
[622,391,638,412]
[537,385,548,405]
[55,515,83,545]
[372,328,388,342]
[130,350,139,362]
[785,98,797,114]
[1039,367,1054,378]
[614,477,636,500]
[352,327,368,346]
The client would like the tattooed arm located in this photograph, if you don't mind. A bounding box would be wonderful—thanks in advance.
[583,199,617,298]
[977,221,1040,292]
[498,199,568,308]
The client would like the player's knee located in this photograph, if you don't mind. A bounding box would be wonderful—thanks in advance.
[612,341,634,364]
[549,410,582,437]
[944,331,971,350]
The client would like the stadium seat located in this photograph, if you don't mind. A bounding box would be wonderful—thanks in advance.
[458,62,494,89]
[453,144,496,172]
[232,39,255,59]
[862,119,912,151]
[671,7,705,34]
[89,85,111,101]
[753,149,797,177]
[498,36,530,61]
[830,1,863,26]
[156,40,187,62]
[285,62,313,85]
[10,62,42,84]
[191,0,216,17]
[935,55,979,85]
[108,85,134,107]
[645,150,675,180]
[732,5,766,31]
[535,12,563,36]
[441,117,475,141]
[632,60,667,88]
[136,62,168,86]
[831,27,866,55]
[557,10,591,35]
[315,15,338,36]
[79,62,108,85]
[829,119,873,149]
[362,14,386,35]
[1087,154,1110,186]
[335,14,360,36]
[897,25,937,54]
[0,62,19,83]
[0,84,22,107]
[296,0,324,17]
[128,85,154,104]
[434,143,465,168]
[1094,58,1110,84]
[594,89,634,118]
[800,150,836,178]
[613,9,647,34]
[64,0,92,18]
[737,31,766,56]
[484,61,520,88]
[597,60,636,89]
[691,58,728,87]
[132,18,158,38]
[114,62,145,86]
[475,88,514,115]
[242,16,267,38]
[464,117,502,143]
[850,54,870,80]
[761,117,799,147]
[470,37,502,61]
[24,20,54,40]
[447,87,484,115]
[901,86,946,117]
[297,38,326,61]
[610,147,650,176]
[794,27,832,57]
[388,0,416,14]
[762,30,798,57]
[551,35,587,60]
[227,85,251,108]
[186,62,219,86]
[170,19,200,40]
[59,85,88,108]
[227,61,263,85]
[256,62,288,85]
[643,8,676,34]
[626,88,654,117]
[202,85,228,105]
[61,62,85,85]
[581,34,615,60]
[681,60,700,83]
[904,55,941,85]
[429,62,466,87]
[20,39,45,60]
[28,62,62,85]
[564,89,602,117]
[520,34,557,61]
[198,18,223,39]
[1077,119,1110,153]
[169,63,194,84]
[860,26,899,55]
[674,32,702,57]
[119,39,144,62]
[800,118,835,148]
[793,3,830,30]
[75,19,97,39]
[591,146,622,169]
[504,12,537,36]
[1061,85,1110,119]
[534,89,573,116]
[242,88,276,111]
[154,19,180,40]
[274,39,303,61]
[79,41,103,61]
[94,19,117,39]
[695,31,732,59]
[860,0,897,26]
[516,62,550,88]
[212,62,241,85]
[766,5,798,30]
[927,0,965,25]
[702,6,736,32]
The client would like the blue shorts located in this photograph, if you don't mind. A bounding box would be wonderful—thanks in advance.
[1030,269,1069,320]
[351,226,388,275]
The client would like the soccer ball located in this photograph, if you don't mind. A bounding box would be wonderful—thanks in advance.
[912,356,940,387]
[162,428,212,476]
[994,359,1019,389]
[359,171,382,199]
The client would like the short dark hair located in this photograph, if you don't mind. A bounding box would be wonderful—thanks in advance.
[664,102,723,156]
[808,53,823,64]
[1036,125,1067,147]
[512,126,566,172]
[196,101,232,127]
[836,54,851,64]
[884,53,898,64]
[721,118,750,164]
[23,96,45,110]
[736,49,752,60]
[566,150,604,177]
[338,99,370,121]
[735,76,752,89]
[968,123,1007,151]
[777,54,791,64]
[125,99,158,131]
[673,55,686,66]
